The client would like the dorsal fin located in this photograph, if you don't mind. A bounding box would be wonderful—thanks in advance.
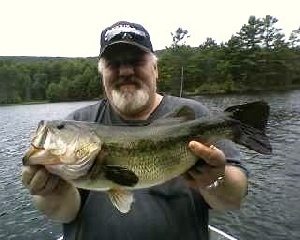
[151,106,196,126]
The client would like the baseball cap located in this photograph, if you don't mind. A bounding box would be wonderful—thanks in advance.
[99,21,154,57]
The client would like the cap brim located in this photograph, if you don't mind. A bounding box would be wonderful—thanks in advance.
[99,40,151,58]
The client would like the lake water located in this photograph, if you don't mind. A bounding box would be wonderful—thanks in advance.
[0,90,299,240]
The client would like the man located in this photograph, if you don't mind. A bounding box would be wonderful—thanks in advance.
[21,21,248,240]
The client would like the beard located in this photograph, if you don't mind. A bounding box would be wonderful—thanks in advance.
[110,81,152,116]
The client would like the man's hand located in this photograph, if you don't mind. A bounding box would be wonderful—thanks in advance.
[184,140,248,210]
[184,141,226,189]
[21,166,81,223]
[21,166,65,196]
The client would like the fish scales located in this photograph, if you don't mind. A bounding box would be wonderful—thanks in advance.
[97,140,195,185]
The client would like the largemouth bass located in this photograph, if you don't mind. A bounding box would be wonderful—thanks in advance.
[23,101,272,213]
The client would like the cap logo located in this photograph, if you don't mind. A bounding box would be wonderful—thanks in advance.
[104,25,147,42]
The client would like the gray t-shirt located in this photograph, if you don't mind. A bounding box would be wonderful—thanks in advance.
[63,95,242,240]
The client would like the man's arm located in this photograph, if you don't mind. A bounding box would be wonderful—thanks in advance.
[21,166,81,223]
[185,141,248,210]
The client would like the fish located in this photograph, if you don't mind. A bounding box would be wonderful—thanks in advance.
[22,101,272,213]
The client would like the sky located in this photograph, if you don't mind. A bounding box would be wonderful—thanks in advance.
[1,0,299,57]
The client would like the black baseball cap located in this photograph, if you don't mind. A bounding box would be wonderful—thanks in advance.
[99,21,154,58]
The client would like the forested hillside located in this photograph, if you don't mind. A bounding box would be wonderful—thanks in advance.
[1,15,299,104]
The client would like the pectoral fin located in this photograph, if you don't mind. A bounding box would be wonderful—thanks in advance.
[103,165,139,187]
[107,188,134,214]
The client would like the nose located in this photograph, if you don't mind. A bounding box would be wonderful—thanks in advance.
[118,63,134,77]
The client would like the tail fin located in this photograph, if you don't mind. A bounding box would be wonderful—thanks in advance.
[225,101,272,154]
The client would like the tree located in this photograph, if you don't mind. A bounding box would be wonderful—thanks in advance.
[237,15,263,49]
[0,62,22,103]
[288,27,300,48]
[1,14,300,103]
[260,15,285,49]
[199,37,218,50]
[158,28,193,94]
[46,82,63,102]
[170,27,190,47]
[31,73,48,100]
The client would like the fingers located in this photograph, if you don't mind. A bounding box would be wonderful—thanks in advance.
[188,141,226,167]
[184,141,226,189]
[186,164,224,188]
[184,165,213,188]
[30,167,49,194]
[21,165,40,188]
[21,166,62,196]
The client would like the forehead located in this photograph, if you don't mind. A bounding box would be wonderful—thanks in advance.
[103,43,147,59]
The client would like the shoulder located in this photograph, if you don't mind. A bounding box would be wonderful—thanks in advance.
[66,100,106,121]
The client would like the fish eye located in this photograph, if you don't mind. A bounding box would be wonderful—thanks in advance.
[56,124,65,130]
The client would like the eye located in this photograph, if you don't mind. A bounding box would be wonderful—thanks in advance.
[105,60,119,69]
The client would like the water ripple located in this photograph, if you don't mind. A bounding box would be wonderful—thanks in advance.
[0,94,300,240]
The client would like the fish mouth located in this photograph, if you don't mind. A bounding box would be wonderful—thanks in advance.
[23,120,63,166]
[22,145,61,166]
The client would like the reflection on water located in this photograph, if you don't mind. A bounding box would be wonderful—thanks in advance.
[0,92,299,240]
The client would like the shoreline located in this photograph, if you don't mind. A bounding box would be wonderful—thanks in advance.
[1,87,299,106]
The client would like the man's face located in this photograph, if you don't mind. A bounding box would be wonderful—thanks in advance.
[101,44,158,117]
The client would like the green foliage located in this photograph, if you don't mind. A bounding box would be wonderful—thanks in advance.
[288,27,300,48]
[0,61,25,104]
[170,27,190,47]
[0,58,101,104]
[46,82,63,102]
[1,15,300,104]
[237,15,263,49]
[158,15,300,95]
[260,15,286,49]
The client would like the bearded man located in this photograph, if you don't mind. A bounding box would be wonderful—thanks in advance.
[22,21,248,240]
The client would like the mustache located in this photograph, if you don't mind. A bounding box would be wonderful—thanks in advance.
[113,77,142,89]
